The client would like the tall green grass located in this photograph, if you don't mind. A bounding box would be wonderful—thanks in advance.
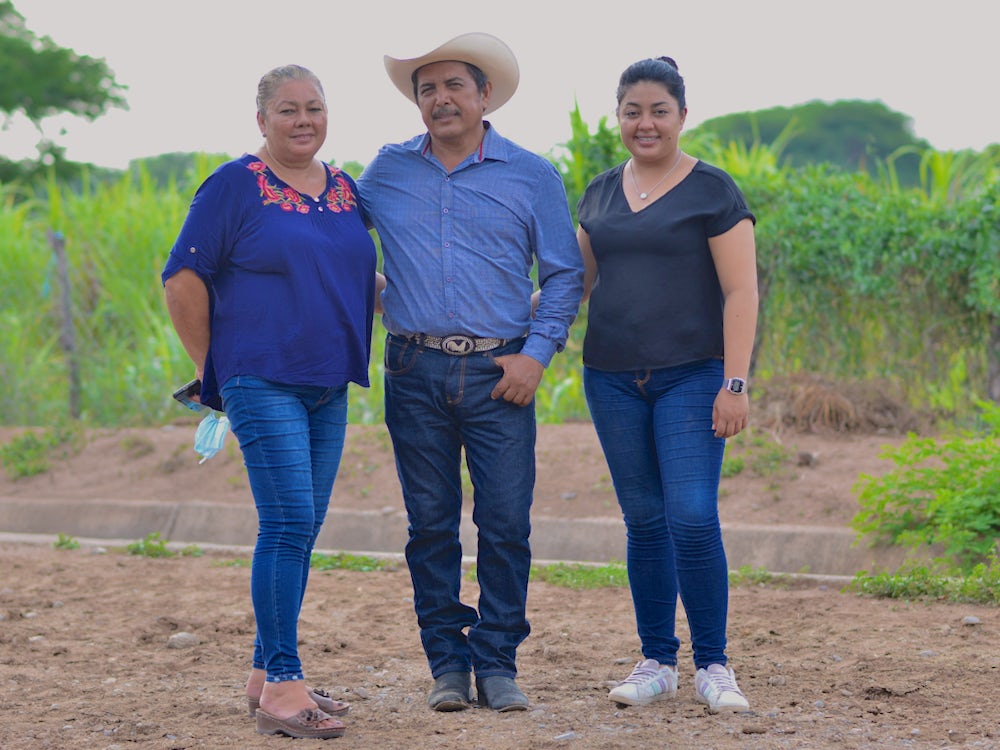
[0,159,593,427]
[2,144,998,428]
[2,162,211,425]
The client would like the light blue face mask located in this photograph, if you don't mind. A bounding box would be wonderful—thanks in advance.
[194,411,230,464]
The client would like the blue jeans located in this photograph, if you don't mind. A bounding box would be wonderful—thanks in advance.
[384,334,535,679]
[584,359,729,669]
[220,375,348,683]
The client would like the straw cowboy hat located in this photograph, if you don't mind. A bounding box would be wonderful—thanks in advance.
[384,32,520,115]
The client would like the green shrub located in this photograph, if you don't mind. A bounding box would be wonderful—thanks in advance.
[852,400,1000,570]
[529,561,629,590]
[126,532,174,558]
[721,454,746,478]
[52,533,80,550]
[0,423,82,479]
[848,556,1000,605]
[310,551,395,572]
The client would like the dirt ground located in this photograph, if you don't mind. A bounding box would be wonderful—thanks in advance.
[1,379,998,749]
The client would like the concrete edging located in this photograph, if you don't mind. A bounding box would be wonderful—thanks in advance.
[1,498,924,576]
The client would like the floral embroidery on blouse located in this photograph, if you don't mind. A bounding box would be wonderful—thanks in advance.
[247,161,358,214]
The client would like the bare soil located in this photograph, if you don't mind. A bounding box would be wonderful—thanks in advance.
[1,379,997,749]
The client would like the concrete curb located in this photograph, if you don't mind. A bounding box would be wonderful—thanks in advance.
[2,498,922,576]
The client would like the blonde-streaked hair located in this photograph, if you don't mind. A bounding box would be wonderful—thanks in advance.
[256,65,326,118]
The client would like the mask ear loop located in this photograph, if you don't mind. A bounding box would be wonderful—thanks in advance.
[194,411,230,464]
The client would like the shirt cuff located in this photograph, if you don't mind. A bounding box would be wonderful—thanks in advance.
[520,335,558,368]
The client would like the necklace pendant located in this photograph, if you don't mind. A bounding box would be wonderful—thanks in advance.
[629,151,684,203]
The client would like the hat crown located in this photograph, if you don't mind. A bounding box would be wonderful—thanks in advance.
[384,32,520,116]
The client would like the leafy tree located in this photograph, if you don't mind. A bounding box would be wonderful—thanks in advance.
[691,100,930,185]
[0,1,127,178]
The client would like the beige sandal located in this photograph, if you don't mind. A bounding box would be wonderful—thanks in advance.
[247,687,350,719]
[255,707,346,739]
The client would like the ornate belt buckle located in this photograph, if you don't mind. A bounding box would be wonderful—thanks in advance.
[441,334,476,355]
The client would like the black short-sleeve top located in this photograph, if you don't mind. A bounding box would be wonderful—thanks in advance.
[577,160,755,372]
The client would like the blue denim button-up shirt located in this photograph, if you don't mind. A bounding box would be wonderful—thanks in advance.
[357,123,583,367]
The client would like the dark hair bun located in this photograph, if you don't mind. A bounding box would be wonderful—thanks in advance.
[657,56,679,72]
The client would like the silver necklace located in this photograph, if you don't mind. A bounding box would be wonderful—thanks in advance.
[629,151,684,199]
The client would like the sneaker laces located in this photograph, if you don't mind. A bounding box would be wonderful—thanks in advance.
[702,665,743,695]
[621,660,666,685]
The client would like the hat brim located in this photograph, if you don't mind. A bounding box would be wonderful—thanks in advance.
[384,32,519,116]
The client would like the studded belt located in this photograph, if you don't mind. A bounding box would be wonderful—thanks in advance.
[407,333,510,356]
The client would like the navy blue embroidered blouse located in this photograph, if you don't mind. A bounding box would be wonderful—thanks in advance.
[162,154,376,410]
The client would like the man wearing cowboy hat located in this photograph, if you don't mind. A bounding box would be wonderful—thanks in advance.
[358,32,583,713]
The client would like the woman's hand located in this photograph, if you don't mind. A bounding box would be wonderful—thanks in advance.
[712,390,749,438]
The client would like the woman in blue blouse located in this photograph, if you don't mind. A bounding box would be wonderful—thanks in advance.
[162,65,376,740]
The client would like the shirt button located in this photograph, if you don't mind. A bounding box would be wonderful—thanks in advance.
[188,247,197,253]
[318,206,324,212]
[443,208,449,214]
[444,242,450,248]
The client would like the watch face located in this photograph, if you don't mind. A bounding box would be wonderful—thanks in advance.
[727,378,746,394]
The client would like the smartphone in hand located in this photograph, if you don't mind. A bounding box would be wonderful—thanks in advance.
[172,379,205,412]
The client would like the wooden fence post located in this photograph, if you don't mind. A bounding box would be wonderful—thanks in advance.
[989,320,1000,404]
[48,230,81,420]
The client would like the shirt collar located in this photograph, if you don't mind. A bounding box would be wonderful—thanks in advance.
[409,121,510,167]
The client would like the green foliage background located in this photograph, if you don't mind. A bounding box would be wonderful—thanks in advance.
[1,107,999,428]
[3,0,997,588]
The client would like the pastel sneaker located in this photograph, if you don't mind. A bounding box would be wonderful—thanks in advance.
[609,659,678,706]
[694,663,750,713]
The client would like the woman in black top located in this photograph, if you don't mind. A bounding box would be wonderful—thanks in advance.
[576,56,758,714]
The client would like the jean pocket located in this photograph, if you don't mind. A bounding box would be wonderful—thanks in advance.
[384,337,420,377]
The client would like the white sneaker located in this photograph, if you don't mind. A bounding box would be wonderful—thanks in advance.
[608,659,678,706]
[694,663,750,713]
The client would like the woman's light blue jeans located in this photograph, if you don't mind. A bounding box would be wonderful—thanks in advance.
[584,358,730,669]
[220,375,348,683]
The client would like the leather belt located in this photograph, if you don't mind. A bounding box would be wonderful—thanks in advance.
[407,333,510,356]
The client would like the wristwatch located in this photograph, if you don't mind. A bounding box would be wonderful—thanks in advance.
[723,377,747,395]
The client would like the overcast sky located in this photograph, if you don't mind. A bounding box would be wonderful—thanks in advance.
[5,0,996,169]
